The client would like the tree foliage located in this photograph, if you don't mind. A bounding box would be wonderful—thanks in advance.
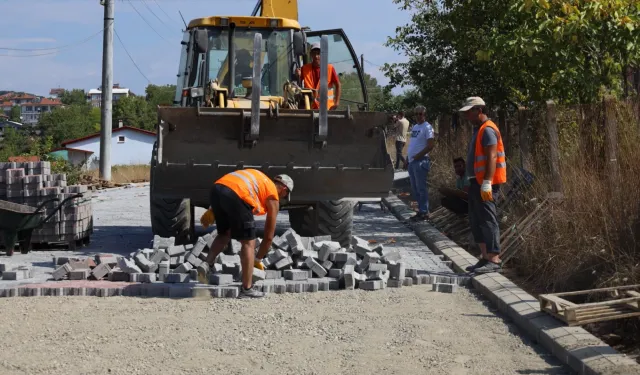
[113,84,176,131]
[9,106,21,122]
[60,89,87,106]
[384,0,640,115]
[38,104,100,146]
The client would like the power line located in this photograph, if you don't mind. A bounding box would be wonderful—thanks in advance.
[126,0,170,44]
[140,0,176,33]
[0,26,107,53]
[153,0,178,25]
[0,24,110,57]
[114,28,152,84]
[365,59,383,68]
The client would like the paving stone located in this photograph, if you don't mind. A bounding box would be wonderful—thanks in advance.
[117,257,142,274]
[283,269,308,281]
[134,253,158,273]
[360,280,383,290]
[304,257,327,278]
[387,279,403,288]
[91,263,111,280]
[265,270,282,279]
[153,235,175,250]
[52,263,72,280]
[210,273,234,285]
[166,245,186,257]
[253,268,266,282]
[432,283,458,293]
[343,265,356,289]
[402,277,413,286]
[164,273,191,283]
[328,269,342,279]
[173,262,193,274]
[69,269,91,280]
[275,256,293,270]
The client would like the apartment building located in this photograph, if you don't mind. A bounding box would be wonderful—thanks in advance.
[87,83,131,108]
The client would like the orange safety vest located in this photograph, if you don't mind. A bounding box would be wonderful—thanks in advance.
[301,63,335,110]
[215,169,279,216]
[473,120,507,185]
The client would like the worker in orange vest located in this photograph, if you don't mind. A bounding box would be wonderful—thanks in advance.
[459,97,507,274]
[296,42,342,110]
[200,169,294,299]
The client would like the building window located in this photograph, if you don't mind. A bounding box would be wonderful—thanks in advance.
[118,136,125,143]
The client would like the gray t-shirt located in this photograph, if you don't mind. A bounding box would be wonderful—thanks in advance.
[466,123,498,180]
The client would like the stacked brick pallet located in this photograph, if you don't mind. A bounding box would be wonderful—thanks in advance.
[42,228,467,298]
[0,161,93,247]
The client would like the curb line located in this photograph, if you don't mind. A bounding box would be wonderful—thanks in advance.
[382,195,640,375]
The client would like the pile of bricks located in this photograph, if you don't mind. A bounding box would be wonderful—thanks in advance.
[0,161,93,246]
[44,227,466,297]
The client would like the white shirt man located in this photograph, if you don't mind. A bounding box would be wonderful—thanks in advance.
[406,106,435,221]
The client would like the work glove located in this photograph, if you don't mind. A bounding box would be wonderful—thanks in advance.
[200,208,215,229]
[254,259,265,270]
[480,180,493,202]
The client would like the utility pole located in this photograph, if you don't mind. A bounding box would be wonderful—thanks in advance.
[99,0,114,181]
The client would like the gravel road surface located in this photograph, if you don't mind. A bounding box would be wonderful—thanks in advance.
[0,184,572,374]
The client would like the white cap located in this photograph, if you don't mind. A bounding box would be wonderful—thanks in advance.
[310,42,321,51]
[459,96,486,112]
[274,174,294,201]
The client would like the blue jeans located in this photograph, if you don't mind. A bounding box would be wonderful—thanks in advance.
[408,156,431,214]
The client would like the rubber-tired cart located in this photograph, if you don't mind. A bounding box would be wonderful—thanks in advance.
[0,194,82,256]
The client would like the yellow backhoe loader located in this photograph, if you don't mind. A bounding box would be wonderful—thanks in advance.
[151,0,394,246]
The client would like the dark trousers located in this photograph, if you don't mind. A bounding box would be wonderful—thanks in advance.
[395,141,406,169]
[441,196,468,215]
[468,180,500,254]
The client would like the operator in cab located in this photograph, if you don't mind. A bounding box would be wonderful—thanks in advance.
[199,169,294,299]
[296,42,342,110]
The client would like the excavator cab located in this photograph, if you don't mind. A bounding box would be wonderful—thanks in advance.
[151,15,393,246]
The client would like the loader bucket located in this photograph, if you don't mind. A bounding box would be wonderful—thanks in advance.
[152,105,394,206]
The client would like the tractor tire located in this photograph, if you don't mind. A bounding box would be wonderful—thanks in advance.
[288,200,355,247]
[149,141,193,245]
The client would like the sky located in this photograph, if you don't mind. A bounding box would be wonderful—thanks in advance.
[0,0,412,98]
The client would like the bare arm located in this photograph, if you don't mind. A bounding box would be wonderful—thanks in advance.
[256,198,279,260]
[483,144,498,181]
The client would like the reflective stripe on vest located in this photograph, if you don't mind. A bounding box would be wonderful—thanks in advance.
[473,120,507,185]
[215,169,277,215]
[227,170,263,214]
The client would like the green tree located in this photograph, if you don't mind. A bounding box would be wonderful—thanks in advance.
[60,89,88,106]
[0,127,27,161]
[9,105,21,122]
[113,95,155,131]
[145,84,176,108]
[38,105,100,146]
[384,0,640,115]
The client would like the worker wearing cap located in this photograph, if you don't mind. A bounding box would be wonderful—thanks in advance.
[200,169,294,299]
[296,42,342,110]
[459,97,506,274]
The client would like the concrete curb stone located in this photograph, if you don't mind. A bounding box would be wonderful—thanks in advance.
[382,194,640,375]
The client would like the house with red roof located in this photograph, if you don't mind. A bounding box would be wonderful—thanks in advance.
[50,123,156,169]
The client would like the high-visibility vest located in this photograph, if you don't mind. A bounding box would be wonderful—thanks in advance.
[301,63,335,110]
[215,169,279,216]
[473,120,507,185]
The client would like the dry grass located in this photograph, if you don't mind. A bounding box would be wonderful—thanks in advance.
[84,164,150,184]
[512,100,640,294]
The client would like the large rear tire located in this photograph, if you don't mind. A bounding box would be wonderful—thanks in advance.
[149,141,194,245]
[288,200,355,247]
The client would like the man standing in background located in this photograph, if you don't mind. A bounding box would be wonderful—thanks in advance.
[406,105,435,221]
[394,110,410,170]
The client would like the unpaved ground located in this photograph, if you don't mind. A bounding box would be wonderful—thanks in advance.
[0,287,569,375]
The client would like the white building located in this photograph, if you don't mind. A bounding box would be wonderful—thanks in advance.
[53,125,156,169]
[87,84,132,108]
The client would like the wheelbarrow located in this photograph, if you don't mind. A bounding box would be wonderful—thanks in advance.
[0,194,83,256]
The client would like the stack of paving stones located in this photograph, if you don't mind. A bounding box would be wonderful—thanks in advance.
[0,161,93,246]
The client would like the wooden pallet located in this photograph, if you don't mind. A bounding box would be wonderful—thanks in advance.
[539,285,640,326]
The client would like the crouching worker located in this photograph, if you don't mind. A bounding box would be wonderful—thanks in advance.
[199,169,294,299]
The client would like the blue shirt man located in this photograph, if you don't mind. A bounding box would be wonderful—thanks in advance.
[406,105,435,221]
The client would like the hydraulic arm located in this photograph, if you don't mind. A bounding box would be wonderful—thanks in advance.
[251,0,298,21]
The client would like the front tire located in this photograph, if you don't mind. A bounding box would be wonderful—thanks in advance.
[149,141,193,245]
[288,200,355,247]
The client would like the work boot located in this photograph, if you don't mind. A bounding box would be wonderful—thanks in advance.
[238,285,265,299]
[409,212,427,222]
[465,258,488,272]
[473,261,502,274]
